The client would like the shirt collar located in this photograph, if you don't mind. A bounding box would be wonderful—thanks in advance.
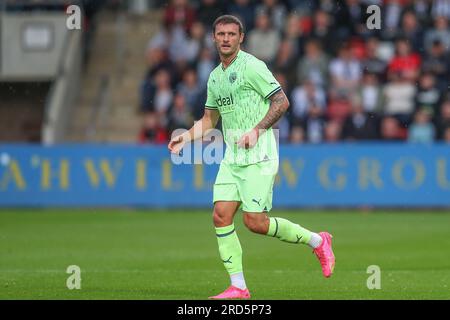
[221,50,241,71]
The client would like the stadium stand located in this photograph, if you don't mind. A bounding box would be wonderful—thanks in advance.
[136,0,450,145]
[0,0,105,143]
[67,5,162,142]
[1,0,450,145]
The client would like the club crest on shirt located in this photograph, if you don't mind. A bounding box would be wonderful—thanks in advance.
[229,72,237,84]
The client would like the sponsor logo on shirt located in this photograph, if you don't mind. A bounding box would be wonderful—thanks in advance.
[216,94,235,114]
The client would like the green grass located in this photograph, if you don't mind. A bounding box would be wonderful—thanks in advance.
[0,209,449,300]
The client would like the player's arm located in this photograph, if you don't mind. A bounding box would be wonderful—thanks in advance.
[255,90,290,131]
[168,109,220,154]
[237,90,290,149]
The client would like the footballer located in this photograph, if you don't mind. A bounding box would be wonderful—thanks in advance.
[168,15,335,299]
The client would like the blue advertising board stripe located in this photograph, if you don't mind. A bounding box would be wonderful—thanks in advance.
[0,143,449,207]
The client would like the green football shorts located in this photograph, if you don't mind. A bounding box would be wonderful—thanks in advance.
[213,160,279,213]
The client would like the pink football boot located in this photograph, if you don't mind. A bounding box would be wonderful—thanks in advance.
[209,286,251,300]
[313,232,335,278]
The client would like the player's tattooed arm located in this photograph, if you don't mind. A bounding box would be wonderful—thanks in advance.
[237,90,289,149]
[255,90,290,132]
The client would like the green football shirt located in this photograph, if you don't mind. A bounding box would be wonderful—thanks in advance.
[205,50,281,166]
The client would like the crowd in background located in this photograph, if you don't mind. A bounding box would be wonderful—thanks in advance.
[138,0,450,145]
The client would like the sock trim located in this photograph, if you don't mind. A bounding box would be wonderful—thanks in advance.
[272,218,279,237]
[216,228,235,237]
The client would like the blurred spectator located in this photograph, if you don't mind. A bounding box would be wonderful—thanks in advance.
[144,23,187,69]
[303,106,327,143]
[408,108,436,143]
[255,0,287,32]
[329,43,362,96]
[141,69,173,118]
[424,16,450,53]
[138,112,169,144]
[144,46,178,85]
[176,68,201,112]
[382,71,416,126]
[324,120,342,143]
[227,0,256,32]
[287,0,319,15]
[380,116,405,141]
[196,47,216,88]
[387,38,421,81]
[359,72,383,114]
[334,0,367,39]
[297,39,329,88]
[167,26,192,66]
[296,97,328,144]
[183,22,208,64]
[290,125,305,144]
[413,0,433,26]
[282,13,303,58]
[362,37,387,78]
[327,91,352,123]
[436,101,450,140]
[383,0,403,40]
[142,0,449,144]
[246,10,280,64]
[196,0,226,28]
[309,10,336,54]
[147,25,171,52]
[167,93,194,132]
[291,80,327,122]
[274,70,291,98]
[400,10,424,54]
[443,127,450,143]
[163,0,196,33]
[318,0,336,13]
[193,88,208,120]
[422,40,450,92]
[415,72,442,114]
[272,39,298,85]
[341,95,380,141]
[432,0,450,20]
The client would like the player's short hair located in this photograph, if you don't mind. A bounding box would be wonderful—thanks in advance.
[212,15,244,34]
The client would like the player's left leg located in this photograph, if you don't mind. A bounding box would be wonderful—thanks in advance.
[242,212,335,277]
[240,160,335,278]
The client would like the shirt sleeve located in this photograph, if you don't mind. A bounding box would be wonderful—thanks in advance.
[205,75,218,109]
[246,58,281,100]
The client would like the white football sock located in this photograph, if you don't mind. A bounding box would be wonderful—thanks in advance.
[308,233,323,249]
[230,272,247,290]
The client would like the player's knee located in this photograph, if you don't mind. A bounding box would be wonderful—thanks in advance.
[243,213,268,234]
[213,206,233,227]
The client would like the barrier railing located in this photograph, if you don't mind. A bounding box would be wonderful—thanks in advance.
[42,30,82,144]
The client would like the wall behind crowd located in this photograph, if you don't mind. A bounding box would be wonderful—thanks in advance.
[137,0,450,146]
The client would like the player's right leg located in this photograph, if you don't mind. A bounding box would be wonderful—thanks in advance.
[210,201,250,299]
[209,163,250,300]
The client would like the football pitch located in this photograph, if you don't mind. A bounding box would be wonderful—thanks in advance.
[0,209,449,300]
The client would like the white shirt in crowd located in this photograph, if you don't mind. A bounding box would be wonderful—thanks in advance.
[329,59,362,82]
[383,82,416,115]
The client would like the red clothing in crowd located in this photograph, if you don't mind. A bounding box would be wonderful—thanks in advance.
[138,128,169,144]
[388,53,421,74]
[164,3,196,32]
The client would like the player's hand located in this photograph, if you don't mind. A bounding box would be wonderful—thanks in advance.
[168,135,185,155]
[236,128,259,149]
